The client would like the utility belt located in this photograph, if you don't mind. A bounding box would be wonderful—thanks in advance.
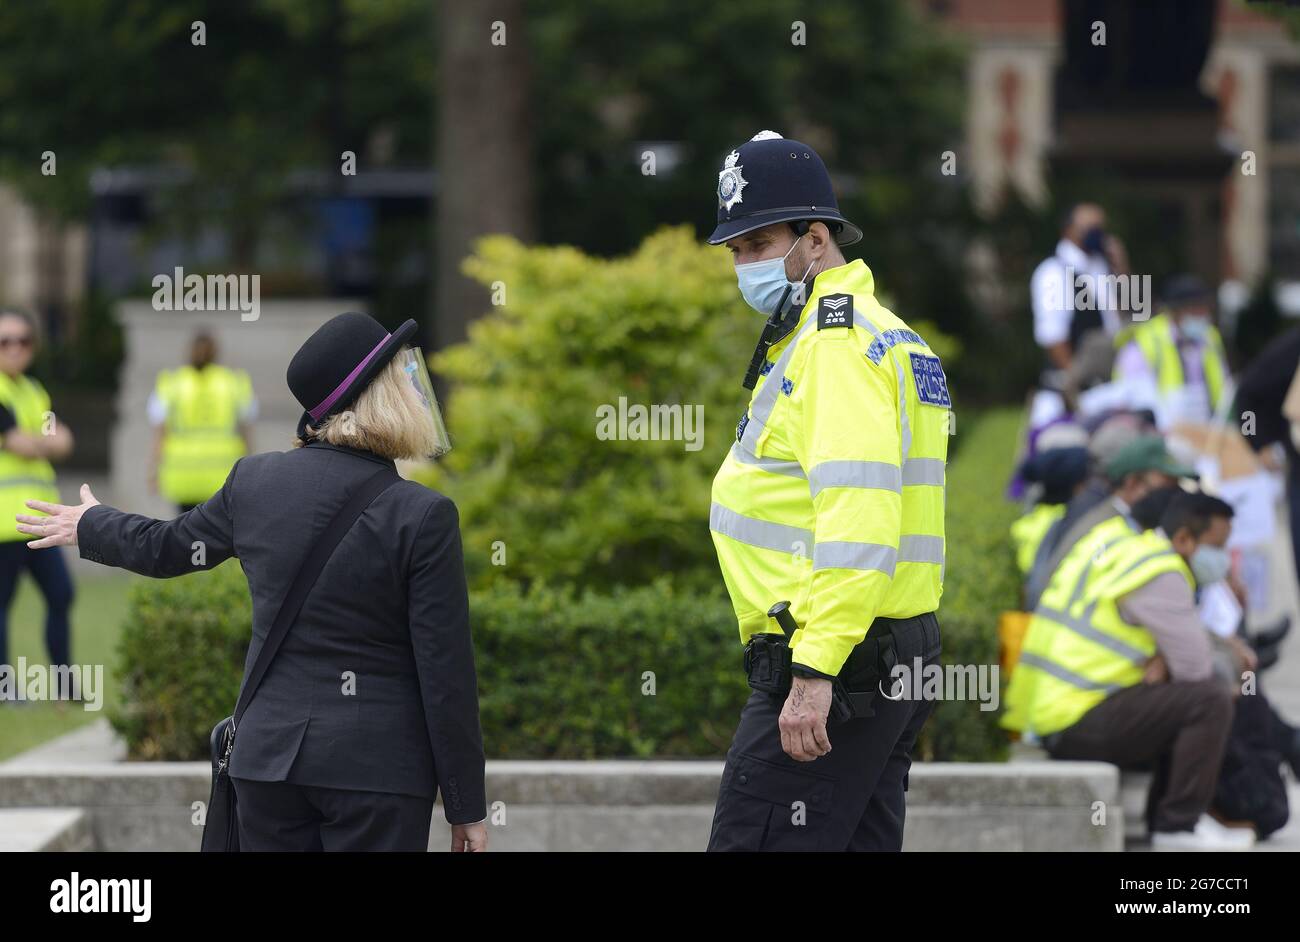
[743,601,900,723]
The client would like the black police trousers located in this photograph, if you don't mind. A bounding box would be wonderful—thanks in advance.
[707,612,941,852]
[231,777,434,851]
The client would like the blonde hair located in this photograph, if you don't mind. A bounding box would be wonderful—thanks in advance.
[295,352,443,460]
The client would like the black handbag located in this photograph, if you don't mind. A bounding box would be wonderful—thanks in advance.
[201,465,401,852]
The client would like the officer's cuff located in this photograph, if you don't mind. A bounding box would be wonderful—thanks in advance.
[791,662,837,681]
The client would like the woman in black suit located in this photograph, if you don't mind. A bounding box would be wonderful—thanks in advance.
[18,312,487,852]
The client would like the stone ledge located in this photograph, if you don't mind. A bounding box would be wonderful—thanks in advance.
[0,759,1122,851]
[0,808,94,852]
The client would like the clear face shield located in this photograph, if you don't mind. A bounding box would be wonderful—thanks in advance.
[399,346,452,459]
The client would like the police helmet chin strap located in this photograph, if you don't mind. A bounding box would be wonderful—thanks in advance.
[741,223,816,391]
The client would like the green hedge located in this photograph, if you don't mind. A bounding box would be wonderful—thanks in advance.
[112,410,1022,762]
[470,581,747,756]
[109,566,748,760]
[108,562,250,760]
[914,407,1022,762]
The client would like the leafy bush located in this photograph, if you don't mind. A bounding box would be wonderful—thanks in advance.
[108,562,250,760]
[415,226,754,592]
[913,407,1022,762]
[416,226,960,594]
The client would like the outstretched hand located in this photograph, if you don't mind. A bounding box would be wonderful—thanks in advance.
[16,483,100,549]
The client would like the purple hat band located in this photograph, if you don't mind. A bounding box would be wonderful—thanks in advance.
[308,333,391,421]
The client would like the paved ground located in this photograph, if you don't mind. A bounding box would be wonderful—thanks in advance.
[1240,500,1300,850]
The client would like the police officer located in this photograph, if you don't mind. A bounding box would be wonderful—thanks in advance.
[148,331,256,513]
[705,132,948,852]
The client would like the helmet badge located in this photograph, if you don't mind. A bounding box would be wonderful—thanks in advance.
[717,149,747,213]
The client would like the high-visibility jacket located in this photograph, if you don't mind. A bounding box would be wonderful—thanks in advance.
[1010,503,1066,576]
[155,364,252,505]
[0,372,60,543]
[710,259,949,677]
[1113,311,1228,413]
[1001,518,1192,737]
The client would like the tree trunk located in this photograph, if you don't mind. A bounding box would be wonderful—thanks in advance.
[433,0,534,350]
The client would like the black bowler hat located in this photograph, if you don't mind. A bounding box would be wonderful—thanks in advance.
[707,130,862,246]
[287,311,418,437]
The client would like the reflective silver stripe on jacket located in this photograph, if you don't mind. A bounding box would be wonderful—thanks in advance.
[1035,602,1151,665]
[1017,652,1122,694]
[0,477,57,488]
[812,540,896,574]
[807,459,900,497]
[709,503,811,555]
[901,457,944,486]
[899,534,944,565]
[1064,525,1142,609]
[810,534,943,573]
[729,443,805,479]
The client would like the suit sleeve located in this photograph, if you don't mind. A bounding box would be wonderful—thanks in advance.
[789,333,902,678]
[408,496,486,825]
[76,460,238,576]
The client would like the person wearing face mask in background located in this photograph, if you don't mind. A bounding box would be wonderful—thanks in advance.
[1112,274,1231,431]
[0,308,76,706]
[1027,202,1130,431]
[1128,486,1297,839]
[1003,489,1256,849]
[704,131,947,852]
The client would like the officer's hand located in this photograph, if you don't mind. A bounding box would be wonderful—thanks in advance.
[780,677,832,761]
[16,483,99,549]
[450,820,488,853]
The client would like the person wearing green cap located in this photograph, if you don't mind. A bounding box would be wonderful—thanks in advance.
[1025,435,1196,609]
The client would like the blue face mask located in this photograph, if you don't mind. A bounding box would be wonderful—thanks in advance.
[1190,543,1230,586]
[1179,315,1211,342]
[735,235,812,316]
[1081,226,1106,255]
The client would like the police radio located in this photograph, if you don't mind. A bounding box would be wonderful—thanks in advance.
[741,222,811,390]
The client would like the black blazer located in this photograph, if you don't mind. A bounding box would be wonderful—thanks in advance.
[77,440,486,824]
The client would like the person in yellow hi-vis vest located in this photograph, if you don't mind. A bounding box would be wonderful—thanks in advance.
[1002,488,1253,850]
[1112,274,1229,430]
[1010,444,1089,580]
[148,332,256,513]
[0,309,75,704]
[704,132,947,852]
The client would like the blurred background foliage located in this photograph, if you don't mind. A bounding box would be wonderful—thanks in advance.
[0,0,1034,403]
[0,0,1038,761]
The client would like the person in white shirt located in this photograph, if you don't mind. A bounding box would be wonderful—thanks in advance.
[1028,203,1130,428]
